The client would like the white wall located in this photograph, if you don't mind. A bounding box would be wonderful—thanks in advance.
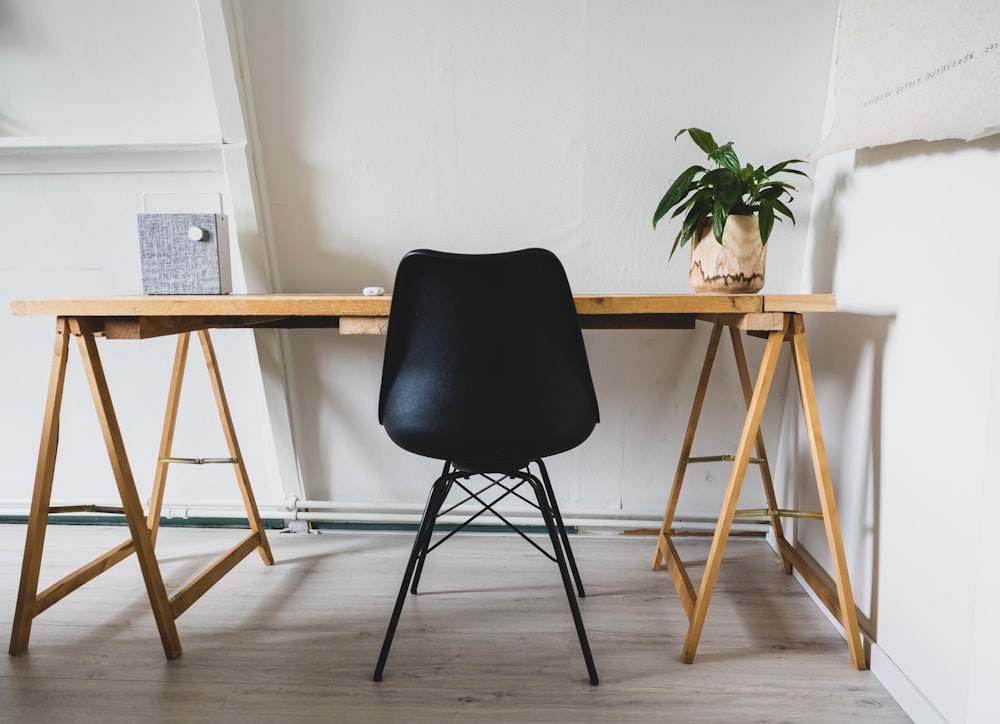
[799,136,1000,722]
[0,1,281,515]
[236,0,839,516]
[0,0,219,137]
[1,0,842,522]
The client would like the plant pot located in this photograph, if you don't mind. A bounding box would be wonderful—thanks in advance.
[689,214,766,294]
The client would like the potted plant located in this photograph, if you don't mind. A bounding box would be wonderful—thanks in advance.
[652,127,807,293]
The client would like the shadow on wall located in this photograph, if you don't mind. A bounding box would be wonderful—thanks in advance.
[795,133,1000,648]
[809,168,850,294]
[281,244,391,501]
[779,310,895,650]
[856,133,1000,168]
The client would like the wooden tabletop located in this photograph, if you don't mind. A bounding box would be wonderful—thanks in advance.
[9,294,835,338]
[10,293,835,317]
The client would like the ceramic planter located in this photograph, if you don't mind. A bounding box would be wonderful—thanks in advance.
[689,214,766,294]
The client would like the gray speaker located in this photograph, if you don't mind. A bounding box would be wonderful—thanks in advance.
[137,213,232,295]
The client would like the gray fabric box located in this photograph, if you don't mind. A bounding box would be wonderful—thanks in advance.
[137,213,232,294]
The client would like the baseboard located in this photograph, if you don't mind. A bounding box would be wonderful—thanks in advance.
[869,645,947,724]
[766,533,945,723]
[0,515,554,535]
[0,515,285,529]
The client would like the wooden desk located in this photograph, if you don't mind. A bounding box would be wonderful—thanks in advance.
[7,293,864,669]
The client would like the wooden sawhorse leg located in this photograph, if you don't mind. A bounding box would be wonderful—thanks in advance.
[9,320,272,660]
[652,314,865,669]
[10,317,182,658]
[146,330,274,617]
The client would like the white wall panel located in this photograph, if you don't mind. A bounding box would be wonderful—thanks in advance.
[0,158,281,513]
[236,0,838,514]
[0,0,219,137]
[800,136,1000,722]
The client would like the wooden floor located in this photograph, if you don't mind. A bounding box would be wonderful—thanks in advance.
[0,523,908,723]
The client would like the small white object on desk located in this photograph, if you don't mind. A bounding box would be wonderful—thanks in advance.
[363,286,385,296]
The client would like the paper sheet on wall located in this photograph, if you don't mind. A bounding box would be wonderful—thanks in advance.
[811,0,1000,157]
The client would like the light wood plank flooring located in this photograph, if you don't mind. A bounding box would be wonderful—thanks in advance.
[0,524,908,723]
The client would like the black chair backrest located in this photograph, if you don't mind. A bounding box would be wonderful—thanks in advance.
[378,248,599,468]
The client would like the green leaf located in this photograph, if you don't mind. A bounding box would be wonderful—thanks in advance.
[671,187,712,218]
[652,164,705,229]
[700,167,730,184]
[710,142,740,172]
[669,229,685,261]
[755,183,796,204]
[712,203,726,243]
[670,208,705,261]
[758,203,775,244]
[758,185,788,200]
[763,160,789,176]
[759,180,796,191]
[706,170,741,207]
[739,163,760,185]
[764,158,805,174]
[677,127,718,155]
[770,198,796,224]
[681,205,706,242]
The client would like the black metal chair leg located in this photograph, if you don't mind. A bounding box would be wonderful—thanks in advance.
[410,466,453,594]
[525,472,599,686]
[374,475,450,682]
[534,460,586,598]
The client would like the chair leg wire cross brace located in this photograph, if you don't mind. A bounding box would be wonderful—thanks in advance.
[373,459,599,685]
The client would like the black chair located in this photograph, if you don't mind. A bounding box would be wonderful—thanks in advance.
[373,248,600,685]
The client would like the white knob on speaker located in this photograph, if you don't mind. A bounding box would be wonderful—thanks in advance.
[188,226,206,241]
